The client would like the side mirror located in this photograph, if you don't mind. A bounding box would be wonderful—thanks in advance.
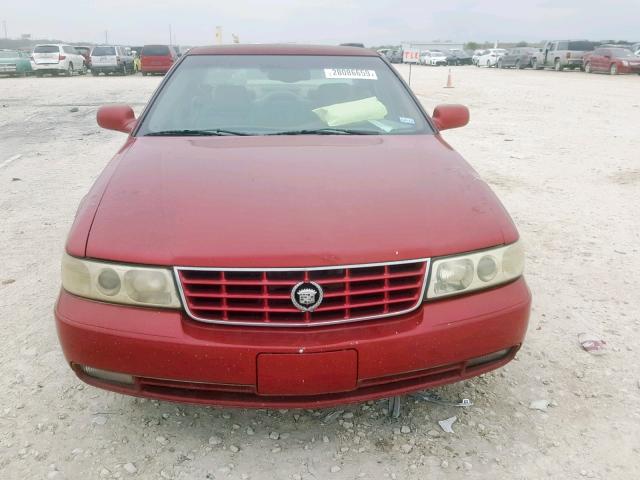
[97,105,136,133]
[432,104,470,131]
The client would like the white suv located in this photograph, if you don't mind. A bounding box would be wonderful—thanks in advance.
[90,46,135,75]
[31,44,87,76]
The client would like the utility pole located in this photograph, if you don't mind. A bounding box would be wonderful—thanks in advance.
[105,30,108,44]
[169,24,172,46]
[2,20,7,39]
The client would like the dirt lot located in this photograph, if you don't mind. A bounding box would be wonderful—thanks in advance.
[1,66,639,480]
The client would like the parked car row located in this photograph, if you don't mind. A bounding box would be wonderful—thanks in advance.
[0,44,180,77]
[476,40,640,75]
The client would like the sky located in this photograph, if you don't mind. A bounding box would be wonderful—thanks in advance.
[3,0,639,46]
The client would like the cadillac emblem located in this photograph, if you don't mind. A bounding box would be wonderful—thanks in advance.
[291,281,323,312]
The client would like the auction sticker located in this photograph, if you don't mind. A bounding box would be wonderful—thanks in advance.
[324,68,378,80]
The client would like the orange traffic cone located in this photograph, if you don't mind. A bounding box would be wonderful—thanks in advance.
[444,69,454,88]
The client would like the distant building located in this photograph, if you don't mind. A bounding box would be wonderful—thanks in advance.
[401,41,465,52]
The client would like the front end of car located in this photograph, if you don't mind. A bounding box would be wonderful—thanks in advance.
[56,241,530,408]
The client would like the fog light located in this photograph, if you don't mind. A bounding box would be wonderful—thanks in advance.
[466,349,511,368]
[79,365,135,385]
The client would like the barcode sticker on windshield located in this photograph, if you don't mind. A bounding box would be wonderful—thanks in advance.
[324,68,378,80]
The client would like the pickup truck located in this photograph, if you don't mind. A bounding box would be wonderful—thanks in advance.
[532,40,595,71]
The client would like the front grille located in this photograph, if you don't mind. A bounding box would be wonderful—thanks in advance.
[0,65,17,72]
[175,259,429,327]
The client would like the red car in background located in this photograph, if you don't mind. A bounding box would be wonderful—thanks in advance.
[584,47,640,75]
[140,44,177,75]
[55,45,531,409]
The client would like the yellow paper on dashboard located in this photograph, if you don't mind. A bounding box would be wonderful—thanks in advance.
[313,96,388,127]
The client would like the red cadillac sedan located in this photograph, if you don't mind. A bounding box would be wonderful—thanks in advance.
[55,44,531,409]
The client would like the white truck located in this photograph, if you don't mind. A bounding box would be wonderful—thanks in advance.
[531,40,596,71]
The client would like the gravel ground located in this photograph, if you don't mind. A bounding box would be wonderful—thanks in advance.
[1,66,639,480]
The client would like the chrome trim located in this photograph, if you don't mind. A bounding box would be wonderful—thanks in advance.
[174,258,431,328]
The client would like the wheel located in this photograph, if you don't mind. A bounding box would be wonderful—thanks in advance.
[486,60,491,67]
[531,58,538,69]
[79,63,87,75]
[142,71,148,76]
[515,59,522,69]
[498,59,503,69]
[554,59,563,71]
[66,63,74,76]
[91,70,99,76]
[36,71,43,78]
[585,62,592,74]
[610,63,618,75]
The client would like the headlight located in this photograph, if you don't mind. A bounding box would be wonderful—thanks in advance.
[425,240,525,300]
[622,60,629,66]
[61,253,181,308]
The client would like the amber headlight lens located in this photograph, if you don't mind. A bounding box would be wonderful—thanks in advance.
[425,240,525,300]
[61,253,180,308]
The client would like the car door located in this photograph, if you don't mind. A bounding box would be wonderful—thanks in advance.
[590,49,605,72]
[544,42,556,66]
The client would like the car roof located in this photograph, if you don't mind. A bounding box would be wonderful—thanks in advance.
[186,44,379,57]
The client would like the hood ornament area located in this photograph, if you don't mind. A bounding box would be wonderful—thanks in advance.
[291,282,324,312]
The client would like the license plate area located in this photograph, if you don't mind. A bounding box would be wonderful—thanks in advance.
[257,350,357,396]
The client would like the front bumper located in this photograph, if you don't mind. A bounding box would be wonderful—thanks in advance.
[55,278,531,408]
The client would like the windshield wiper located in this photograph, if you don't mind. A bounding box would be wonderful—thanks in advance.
[145,129,250,136]
[267,128,378,136]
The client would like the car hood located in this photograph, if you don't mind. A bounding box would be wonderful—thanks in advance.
[83,135,517,267]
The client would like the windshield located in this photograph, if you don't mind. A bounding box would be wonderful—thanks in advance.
[567,41,595,51]
[92,46,116,56]
[0,51,19,58]
[611,48,636,57]
[137,55,431,136]
[34,45,59,54]
[142,45,170,56]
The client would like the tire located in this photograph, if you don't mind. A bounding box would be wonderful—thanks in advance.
[498,59,503,69]
[531,58,538,70]
[516,59,522,69]
[142,71,148,76]
[486,60,491,67]
[92,70,99,76]
[585,62,592,74]
[610,64,618,75]
[554,59,563,71]
[66,63,73,77]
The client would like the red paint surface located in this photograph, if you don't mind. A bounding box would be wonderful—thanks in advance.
[257,350,358,395]
[74,135,517,267]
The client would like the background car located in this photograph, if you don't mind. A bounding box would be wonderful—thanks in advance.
[31,44,87,76]
[532,40,596,71]
[583,47,640,75]
[476,49,507,67]
[442,48,473,65]
[140,44,177,75]
[74,46,92,69]
[498,47,540,69]
[472,49,487,65]
[419,50,448,66]
[0,49,33,76]
[387,48,403,63]
[90,46,135,75]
